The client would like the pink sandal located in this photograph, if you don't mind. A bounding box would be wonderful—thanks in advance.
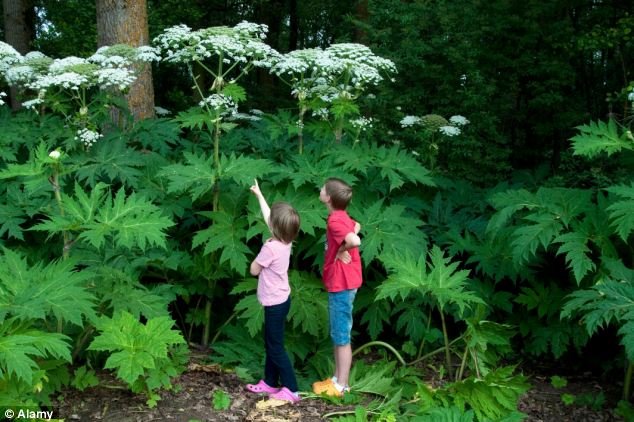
[269,387,301,403]
[246,380,280,394]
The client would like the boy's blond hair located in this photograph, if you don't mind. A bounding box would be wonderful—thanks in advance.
[269,202,300,244]
[324,178,352,210]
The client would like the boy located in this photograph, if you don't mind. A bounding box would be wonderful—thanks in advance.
[312,178,362,397]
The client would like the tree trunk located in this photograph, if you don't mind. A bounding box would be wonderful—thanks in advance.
[3,0,34,109]
[96,0,155,121]
[354,0,368,44]
[289,0,298,50]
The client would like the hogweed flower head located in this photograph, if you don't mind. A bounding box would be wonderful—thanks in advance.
[75,128,103,148]
[439,125,461,136]
[153,21,280,69]
[49,150,61,160]
[351,116,373,130]
[400,115,422,128]
[0,41,22,74]
[449,115,470,126]
[198,93,237,116]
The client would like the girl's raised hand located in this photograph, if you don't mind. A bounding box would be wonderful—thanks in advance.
[250,179,262,197]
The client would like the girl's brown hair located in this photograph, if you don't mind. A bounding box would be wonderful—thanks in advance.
[269,202,300,244]
[324,178,352,210]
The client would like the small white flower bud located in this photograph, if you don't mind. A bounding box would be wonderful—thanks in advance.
[49,150,61,160]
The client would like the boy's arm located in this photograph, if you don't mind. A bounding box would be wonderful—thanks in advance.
[335,223,361,263]
[250,179,271,229]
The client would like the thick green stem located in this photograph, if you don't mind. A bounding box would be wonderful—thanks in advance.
[440,310,452,371]
[210,311,237,346]
[456,345,469,381]
[417,308,433,359]
[352,341,407,366]
[202,299,212,347]
[298,106,306,154]
[72,326,95,360]
[408,335,464,366]
[624,361,633,400]
[51,171,69,260]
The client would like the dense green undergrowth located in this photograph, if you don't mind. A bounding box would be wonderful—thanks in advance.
[1,22,634,421]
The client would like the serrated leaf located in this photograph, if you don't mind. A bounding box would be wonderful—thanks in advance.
[192,211,250,274]
[218,153,273,186]
[72,136,145,188]
[158,151,216,201]
[571,119,631,158]
[554,231,595,283]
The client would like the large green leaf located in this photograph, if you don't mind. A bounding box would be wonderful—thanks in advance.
[158,151,216,201]
[571,119,631,158]
[192,211,250,274]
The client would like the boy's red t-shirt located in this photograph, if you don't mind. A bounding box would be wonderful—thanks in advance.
[323,210,362,292]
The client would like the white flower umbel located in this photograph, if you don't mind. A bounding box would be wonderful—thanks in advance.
[153,22,280,69]
[154,106,171,116]
[271,44,396,106]
[22,98,44,110]
[439,125,461,136]
[49,57,89,74]
[0,91,6,106]
[449,115,470,126]
[29,72,89,91]
[5,65,36,85]
[95,67,136,91]
[49,150,61,160]
[400,115,422,128]
[198,93,237,116]
[0,41,22,74]
[350,116,373,130]
[75,128,103,148]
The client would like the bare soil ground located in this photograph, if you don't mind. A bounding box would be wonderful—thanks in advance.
[54,358,626,421]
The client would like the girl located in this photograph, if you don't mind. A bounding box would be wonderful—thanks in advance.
[245,179,301,403]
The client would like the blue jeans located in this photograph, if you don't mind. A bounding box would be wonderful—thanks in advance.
[328,289,357,346]
[263,297,298,392]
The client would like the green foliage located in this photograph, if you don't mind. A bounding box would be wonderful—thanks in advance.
[88,311,186,406]
[209,324,263,380]
[606,183,634,241]
[31,182,174,252]
[562,279,634,360]
[159,152,216,201]
[212,389,232,410]
[192,210,250,274]
[0,248,96,326]
[419,406,475,422]
[571,119,633,158]
[550,375,568,389]
[436,367,530,421]
[71,366,99,391]
[377,246,483,315]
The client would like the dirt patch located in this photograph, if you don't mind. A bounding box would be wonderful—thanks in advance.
[54,360,625,421]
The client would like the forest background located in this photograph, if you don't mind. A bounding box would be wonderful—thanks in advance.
[1,0,634,420]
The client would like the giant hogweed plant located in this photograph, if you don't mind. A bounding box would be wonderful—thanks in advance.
[270,44,396,152]
[560,107,634,402]
[0,41,159,151]
[0,248,96,409]
[152,22,281,346]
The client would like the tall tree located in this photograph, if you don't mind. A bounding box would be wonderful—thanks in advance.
[3,0,34,109]
[96,0,154,121]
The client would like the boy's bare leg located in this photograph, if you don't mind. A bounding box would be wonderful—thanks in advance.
[334,344,352,387]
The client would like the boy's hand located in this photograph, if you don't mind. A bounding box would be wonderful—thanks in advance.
[336,249,351,264]
[250,179,262,197]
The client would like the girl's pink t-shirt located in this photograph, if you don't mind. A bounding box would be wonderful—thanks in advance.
[255,239,292,306]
